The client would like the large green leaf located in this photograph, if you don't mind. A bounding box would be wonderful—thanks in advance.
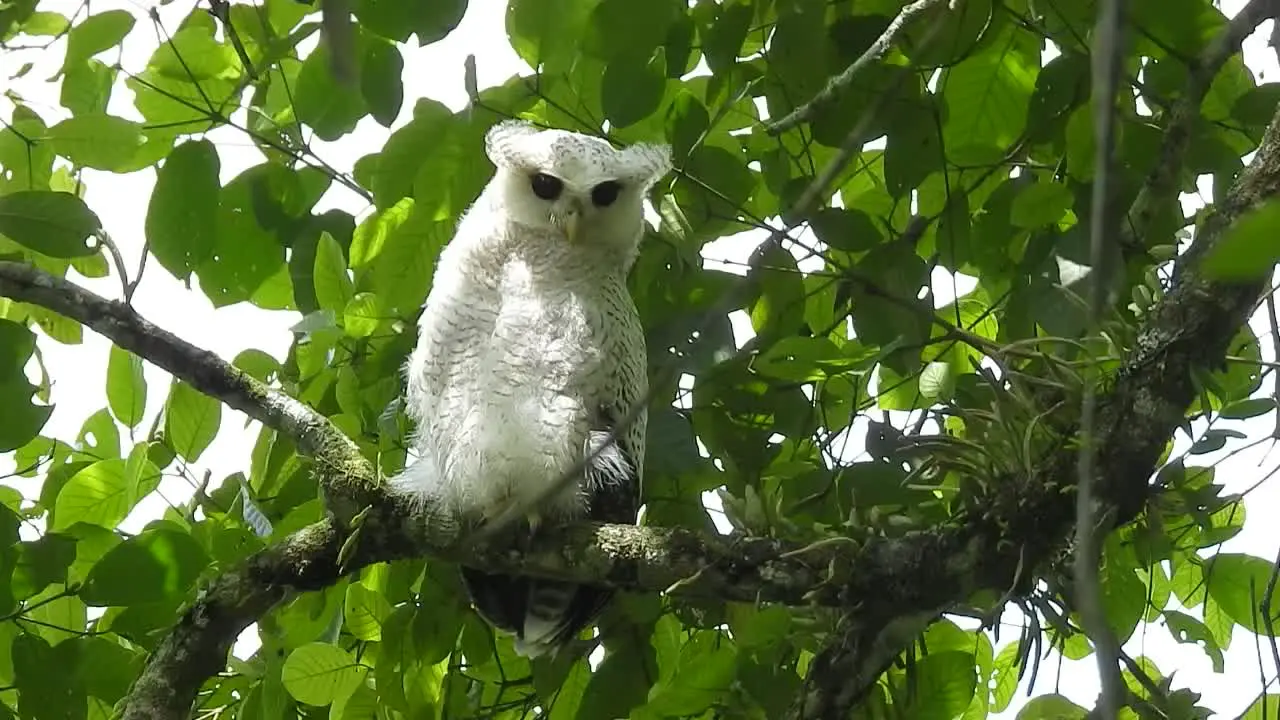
[46,114,146,171]
[281,642,366,706]
[0,190,100,257]
[0,319,52,452]
[52,459,132,531]
[80,527,210,606]
[105,345,147,428]
[63,9,135,69]
[506,0,595,74]
[164,381,222,463]
[145,139,220,280]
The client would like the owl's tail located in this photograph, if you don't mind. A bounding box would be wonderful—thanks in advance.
[460,567,610,658]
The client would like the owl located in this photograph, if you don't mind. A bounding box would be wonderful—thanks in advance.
[394,120,672,658]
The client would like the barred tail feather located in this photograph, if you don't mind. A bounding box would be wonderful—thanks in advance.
[460,567,612,659]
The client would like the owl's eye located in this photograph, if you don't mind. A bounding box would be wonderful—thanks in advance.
[530,173,563,200]
[591,181,622,207]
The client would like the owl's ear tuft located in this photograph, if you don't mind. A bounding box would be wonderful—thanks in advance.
[485,120,542,167]
[621,143,673,189]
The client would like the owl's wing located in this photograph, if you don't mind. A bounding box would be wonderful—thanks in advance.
[461,414,642,658]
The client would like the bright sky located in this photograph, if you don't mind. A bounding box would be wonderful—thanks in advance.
[2,0,1280,716]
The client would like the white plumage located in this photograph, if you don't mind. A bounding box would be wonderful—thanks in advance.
[393,120,671,657]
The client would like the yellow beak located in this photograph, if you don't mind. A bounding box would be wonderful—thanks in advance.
[559,198,585,243]
[564,210,581,243]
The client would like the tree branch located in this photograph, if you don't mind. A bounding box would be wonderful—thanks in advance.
[765,0,952,135]
[1124,0,1280,248]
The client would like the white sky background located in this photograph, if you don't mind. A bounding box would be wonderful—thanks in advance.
[2,0,1280,716]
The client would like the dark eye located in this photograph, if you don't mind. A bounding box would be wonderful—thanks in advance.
[591,181,622,207]
[530,173,562,200]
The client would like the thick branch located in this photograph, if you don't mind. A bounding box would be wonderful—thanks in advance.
[0,262,377,517]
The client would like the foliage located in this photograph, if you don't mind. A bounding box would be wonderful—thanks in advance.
[0,0,1278,718]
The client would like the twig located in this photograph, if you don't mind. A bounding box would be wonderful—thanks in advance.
[1073,0,1128,716]
[90,230,131,302]
[1260,542,1280,694]
[765,0,953,134]
[128,240,149,302]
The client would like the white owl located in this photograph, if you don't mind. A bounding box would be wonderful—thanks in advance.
[395,120,672,657]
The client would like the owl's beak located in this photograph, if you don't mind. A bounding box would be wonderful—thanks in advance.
[559,198,586,243]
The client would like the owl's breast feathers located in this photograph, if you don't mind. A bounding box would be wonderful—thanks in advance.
[402,223,646,522]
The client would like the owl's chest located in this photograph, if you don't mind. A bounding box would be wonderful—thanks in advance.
[420,264,605,401]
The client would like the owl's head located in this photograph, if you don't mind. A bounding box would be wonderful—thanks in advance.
[483,120,671,263]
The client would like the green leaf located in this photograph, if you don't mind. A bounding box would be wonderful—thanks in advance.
[350,197,415,266]
[314,231,355,313]
[80,527,210,606]
[356,0,466,44]
[1164,610,1224,672]
[360,210,448,314]
[808,207,884,252]
[22,11,68,35]
[902,651,977,717]
[413,0,466,44]
[941,35,1037,164]
[343,292,384,338]
[1205,553,1280,634]
[10,533,76,602]
[106,345,147,428]
[52,459,131,530]
[145,139,220,280]
[665,90,709,164]
[753,336,844,382]
[0,373,52,454]
[149,24,240,81]
[0,190,101,257]
[1016,694,1087,719]
[602,50,667,129]
[644,631,737,715]
[12,633,85,719]
[1010,181,1075,229]
[361,39,404,127]
[47,114,146,171]
[60,59,116,116]
[673,144,755,237]
[281,642,366,706]
[1202,198,1280,280]
[727,603,790,649]
[1241,696,1280,720]
[749,242,806,337]
[1220,397,1276,419]
[295,43,367,141]
[0,330,54,451]
[506,0,594,74]
[165,381,222,462]
[198,164,288,307]
[586,0,678,61]
[64,9,136,68]
[700,0,752,74]
[344,583,392,642]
